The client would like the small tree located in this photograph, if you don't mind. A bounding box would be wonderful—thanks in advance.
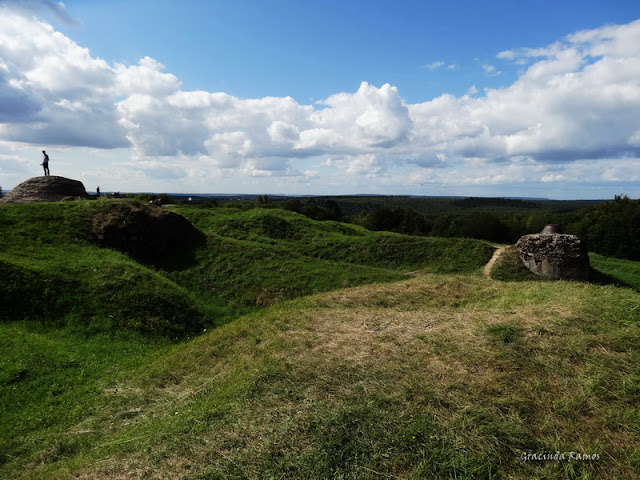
[256,194,274,207]
[0,186,3,198]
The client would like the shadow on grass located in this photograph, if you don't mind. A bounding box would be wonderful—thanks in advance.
[588,267,636,291]
[147,232,207,271]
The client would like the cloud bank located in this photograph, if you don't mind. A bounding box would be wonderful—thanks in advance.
[1,5,639,194]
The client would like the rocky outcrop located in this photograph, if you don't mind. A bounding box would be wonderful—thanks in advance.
[0,176,89,205]
[516,231,589,281]
[92,202,205,261]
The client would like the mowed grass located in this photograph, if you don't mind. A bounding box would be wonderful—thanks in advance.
[2,201,639,479]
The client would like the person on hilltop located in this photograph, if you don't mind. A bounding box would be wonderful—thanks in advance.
[41,150,50,176]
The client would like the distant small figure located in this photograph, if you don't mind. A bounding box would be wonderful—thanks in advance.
[96,186,101,197]
[41,150,50,176]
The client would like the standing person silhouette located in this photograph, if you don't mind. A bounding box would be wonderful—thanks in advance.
[41,150,50,176]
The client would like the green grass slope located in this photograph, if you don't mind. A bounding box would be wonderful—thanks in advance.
[159,205,494,308]
[1,202,492,328]
[2,274,638,479]
[4,201,638,479]
[172,206,495,274]
[589,253,640,291]
[0,202,215,336]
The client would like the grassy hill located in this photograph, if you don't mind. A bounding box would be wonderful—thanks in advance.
[1,200,639,479]
[1,202,489,329]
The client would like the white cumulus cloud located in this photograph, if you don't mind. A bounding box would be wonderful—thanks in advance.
[0,6,639,196]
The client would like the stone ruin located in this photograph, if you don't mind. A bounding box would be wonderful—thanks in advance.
[516,225,589,281]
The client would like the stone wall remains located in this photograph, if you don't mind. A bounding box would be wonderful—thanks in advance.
[515,233,589,281]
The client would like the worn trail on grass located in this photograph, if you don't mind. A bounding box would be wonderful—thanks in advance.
[483,245,507,278]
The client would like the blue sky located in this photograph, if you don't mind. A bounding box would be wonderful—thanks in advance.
[60,0,638,102]
[1,0,640,198]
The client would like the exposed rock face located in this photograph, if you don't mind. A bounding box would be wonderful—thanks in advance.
[92,202,205,261]
[0,176,89,205]
[516,232,589,281]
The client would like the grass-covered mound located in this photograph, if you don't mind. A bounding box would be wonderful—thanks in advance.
[489,245,550,283]
[173,206,496,273]
[164,206,494,307]
[0,255,207,335]
[1,202,494,329]
[0,201,214,336]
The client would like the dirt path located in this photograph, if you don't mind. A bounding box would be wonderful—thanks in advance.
[483,246,507,278]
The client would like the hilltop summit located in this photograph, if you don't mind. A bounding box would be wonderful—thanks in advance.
[0,176,89,205]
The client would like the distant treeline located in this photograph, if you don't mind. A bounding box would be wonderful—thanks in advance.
[451,197,541,209]
[140,192,640,262]
[571,195,640,261]
[277,195,639,261]
[299,195,603,217]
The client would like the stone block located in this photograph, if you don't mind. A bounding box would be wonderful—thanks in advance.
[515,233,589,281]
